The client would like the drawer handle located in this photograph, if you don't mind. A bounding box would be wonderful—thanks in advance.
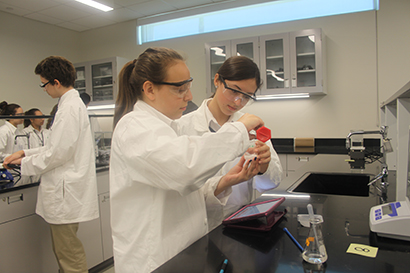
[297,157,309,162]
[7,194,24,204]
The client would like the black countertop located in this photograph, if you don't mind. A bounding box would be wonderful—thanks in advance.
[271,138,381,155]
[154,155,410,273]
[0,163,109,194]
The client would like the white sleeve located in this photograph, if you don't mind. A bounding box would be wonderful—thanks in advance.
[21,106,82,176]
[200,175,233,231]
[253,140,284,192]
[113,117,249,196]
[0,131,9,161]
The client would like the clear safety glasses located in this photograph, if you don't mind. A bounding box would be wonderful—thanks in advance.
[39,81,51,88]
[155,77,193,98]
[220,76,256,106]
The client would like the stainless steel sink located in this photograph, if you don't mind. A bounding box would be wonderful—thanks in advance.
[287,172,371,196]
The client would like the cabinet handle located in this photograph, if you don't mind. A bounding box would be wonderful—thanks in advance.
[292,77,297,87]
[102,194,110,203]
[5,193,24,204]
[297,157,309,162]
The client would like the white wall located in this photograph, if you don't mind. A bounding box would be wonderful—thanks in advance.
[0,12,80,118]
[377,0,410,103]
[1,0,409,138]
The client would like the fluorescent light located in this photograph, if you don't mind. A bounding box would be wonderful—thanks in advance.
[256,93,310,100]
[75,0,113,12]
[138,0,379,44]
[87,104,115,110]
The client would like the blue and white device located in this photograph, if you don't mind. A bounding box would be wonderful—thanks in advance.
[370,201,410,241]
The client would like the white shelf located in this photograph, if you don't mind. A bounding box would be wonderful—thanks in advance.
[380,80,410,201]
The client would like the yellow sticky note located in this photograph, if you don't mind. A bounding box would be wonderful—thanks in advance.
[346,243,378,258]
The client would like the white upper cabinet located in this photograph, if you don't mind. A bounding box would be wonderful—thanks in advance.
[74,57,129,104]
[205,29,326,98]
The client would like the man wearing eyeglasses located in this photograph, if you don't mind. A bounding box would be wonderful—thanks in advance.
[4,56,98,273]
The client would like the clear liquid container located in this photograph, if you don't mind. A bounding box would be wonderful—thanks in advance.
[302,215,328,264]
[243,126,271,161]
[244,139,257,161]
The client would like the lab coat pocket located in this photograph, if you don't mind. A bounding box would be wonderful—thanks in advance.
[63,179,87,219]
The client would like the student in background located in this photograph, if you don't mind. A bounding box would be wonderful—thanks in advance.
[4,56,98,273]
[23,108,49,149]
[0,101,25,161]
[80,92,101,157]
[178,56,283,230]
[110,47,264,272]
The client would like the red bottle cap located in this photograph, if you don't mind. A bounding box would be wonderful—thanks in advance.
[256,126,271,142]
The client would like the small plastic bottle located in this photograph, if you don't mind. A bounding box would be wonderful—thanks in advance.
[244,126,271,161]
[302,204,328,264]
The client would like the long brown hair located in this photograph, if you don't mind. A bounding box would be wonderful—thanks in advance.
[113,47,184,127]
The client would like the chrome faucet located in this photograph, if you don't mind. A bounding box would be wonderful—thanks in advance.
[346,126,390,202]
[346,126,388,150]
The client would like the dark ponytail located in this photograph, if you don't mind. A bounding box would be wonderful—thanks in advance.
[113,47,184,128]
[24,108,40,128]
[0,101,21,117]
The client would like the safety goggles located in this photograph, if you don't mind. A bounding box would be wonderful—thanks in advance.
[154,77,193,98]
[220,76,256,106]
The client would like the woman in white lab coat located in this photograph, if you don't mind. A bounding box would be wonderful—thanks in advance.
[23,108,49,149]
[178,56,284,230]
[0,101,25,161]
[110,47,265,273]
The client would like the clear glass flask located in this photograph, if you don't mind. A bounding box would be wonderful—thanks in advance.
[302,216,328,264]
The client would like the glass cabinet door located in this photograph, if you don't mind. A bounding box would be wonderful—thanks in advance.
[259,33,290,95]
[231,37,259,65]
[92,62,113,101]
[205,41,231,97]
[290,28,324,94]
[74,66,86,94]
[295,35,316,88]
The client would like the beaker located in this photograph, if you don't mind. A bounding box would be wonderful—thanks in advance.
[302,216,328,264]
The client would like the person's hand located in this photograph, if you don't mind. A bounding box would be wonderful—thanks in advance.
[214,156,260,196]
[254,141,271,174]
[237,113,264,132]
[3,150,25,169]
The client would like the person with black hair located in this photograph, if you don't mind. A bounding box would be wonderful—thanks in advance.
[4,56,98,273]
[0,101,25,161]
[178,56,283,230]
[23,108,49,149]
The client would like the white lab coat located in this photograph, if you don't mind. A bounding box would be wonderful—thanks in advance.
[178,98,283,230]
[23,125,50,149]
[110,100,250,273]
[0,121,25,161]
[21,89,99,224]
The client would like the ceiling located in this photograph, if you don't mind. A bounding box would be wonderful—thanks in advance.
[0,0,232,32]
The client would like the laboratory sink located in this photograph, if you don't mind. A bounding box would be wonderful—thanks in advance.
[287,172,371,197]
